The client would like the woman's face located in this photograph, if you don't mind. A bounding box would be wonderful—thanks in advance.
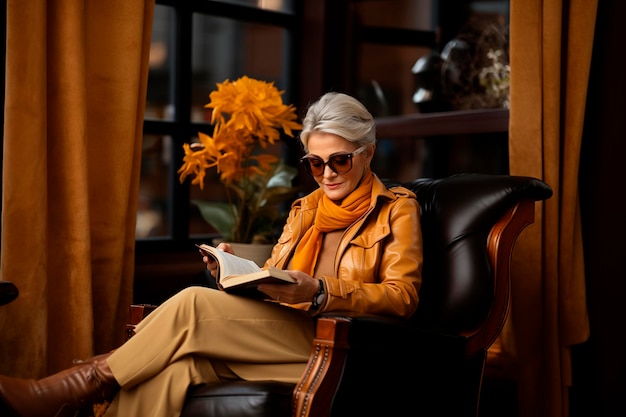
[304,132,373,202]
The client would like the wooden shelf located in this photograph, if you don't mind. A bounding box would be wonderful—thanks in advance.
[357,26,436,47]
[375,108,509,138]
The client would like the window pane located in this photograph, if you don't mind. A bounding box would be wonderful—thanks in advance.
[146,5,175,121]
[354,0,433,31]
[190,14,290,122]
[211,0,295,13]
[137,134,171,238]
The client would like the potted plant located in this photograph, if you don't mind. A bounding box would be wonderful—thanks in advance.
[178,76,302,258]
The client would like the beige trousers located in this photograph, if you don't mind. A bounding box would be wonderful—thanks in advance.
[103,286,315,417]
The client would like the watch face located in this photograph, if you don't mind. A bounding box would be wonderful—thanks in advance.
[312,281,324,308]
[315,290,325,307]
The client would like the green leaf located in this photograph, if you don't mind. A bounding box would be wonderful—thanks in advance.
[191,160,299,243]
[260,162,299,207]
[191,200,236,240]
[267,162,298,188]
[262,186,300,207]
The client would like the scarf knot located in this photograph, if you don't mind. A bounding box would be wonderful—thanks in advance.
[291,171,374,275]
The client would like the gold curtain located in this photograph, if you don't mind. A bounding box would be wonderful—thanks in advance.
[0,0,154,377]
[507,0,596,415]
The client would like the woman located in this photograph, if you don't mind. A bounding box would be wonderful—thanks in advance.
[0,92,423,417]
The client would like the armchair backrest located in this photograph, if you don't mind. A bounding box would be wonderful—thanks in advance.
[388,174,553,335]
[300,174,554,417]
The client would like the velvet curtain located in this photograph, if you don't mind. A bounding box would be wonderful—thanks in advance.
[0,0,154,377]
[507,0,596,416]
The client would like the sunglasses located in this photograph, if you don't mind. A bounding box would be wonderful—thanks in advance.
[300,146,367,177]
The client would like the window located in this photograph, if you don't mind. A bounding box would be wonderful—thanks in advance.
[138,0,299,251]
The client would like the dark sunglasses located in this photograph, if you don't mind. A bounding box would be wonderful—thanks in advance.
[299,146,367,177]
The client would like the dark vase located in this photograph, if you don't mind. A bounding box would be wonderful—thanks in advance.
[411,51,450,113]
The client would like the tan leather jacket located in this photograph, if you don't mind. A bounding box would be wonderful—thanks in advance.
[265,174,422,319]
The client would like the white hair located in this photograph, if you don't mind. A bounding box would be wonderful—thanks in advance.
[300,92,376,152]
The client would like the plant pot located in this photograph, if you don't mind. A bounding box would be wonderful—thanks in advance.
[228,242,274,268]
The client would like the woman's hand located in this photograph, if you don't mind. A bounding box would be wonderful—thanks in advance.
[201,242,234,278]
[258,270,320,304]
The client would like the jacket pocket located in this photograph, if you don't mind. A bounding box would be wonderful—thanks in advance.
[350,224,390,248]
[336,224,390,284]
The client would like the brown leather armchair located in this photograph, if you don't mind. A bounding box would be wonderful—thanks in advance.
[129,173,553,417]
[0,281,19,306]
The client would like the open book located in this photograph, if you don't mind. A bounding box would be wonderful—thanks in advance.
[196,244,295,292]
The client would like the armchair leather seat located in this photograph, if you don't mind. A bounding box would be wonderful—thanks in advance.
[0,281,19,306]
[181,381,294,417]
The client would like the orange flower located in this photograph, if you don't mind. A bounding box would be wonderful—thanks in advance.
[177,76,302,243]
[207,76,301,148]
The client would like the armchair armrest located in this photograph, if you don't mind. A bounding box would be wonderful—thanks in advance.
[0,281,19,306]
[293,314,476,417]
[292,317,350,417]
[466,198,536,356]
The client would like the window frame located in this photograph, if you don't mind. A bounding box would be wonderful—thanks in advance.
[138,0,302,253]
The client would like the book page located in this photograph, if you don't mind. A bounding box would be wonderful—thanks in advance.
[220,266,296,290]
[196,244,262,282]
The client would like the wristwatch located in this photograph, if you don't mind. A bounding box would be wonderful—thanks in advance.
[311,279,325,310]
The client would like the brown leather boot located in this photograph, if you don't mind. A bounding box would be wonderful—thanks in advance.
[72,350,116,365]
[0,355,119,417]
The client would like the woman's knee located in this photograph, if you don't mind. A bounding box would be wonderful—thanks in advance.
[178,286,214,298]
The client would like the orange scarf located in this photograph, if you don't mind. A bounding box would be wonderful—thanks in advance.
[290,171,374,276]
